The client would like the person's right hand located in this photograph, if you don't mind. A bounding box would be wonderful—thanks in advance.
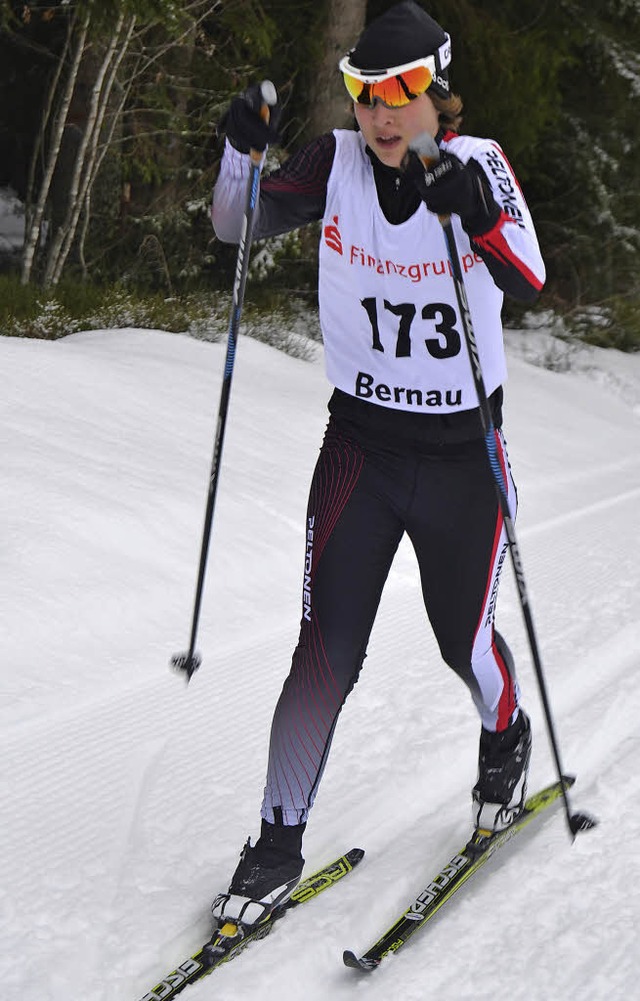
[218,82,282,154]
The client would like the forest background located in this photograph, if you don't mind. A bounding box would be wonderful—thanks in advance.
[1,0,639,350]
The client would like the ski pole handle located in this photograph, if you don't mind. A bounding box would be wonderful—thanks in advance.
[250,79,278,165]
[408,131,451,225]
[408,130,440,169]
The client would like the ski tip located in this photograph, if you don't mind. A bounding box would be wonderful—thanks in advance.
[343,949,362,969]
[348,848,366,865]
[343,949,379,972]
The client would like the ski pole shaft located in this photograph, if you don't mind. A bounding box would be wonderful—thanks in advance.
[409,133,596,838]
[171,81,278,682]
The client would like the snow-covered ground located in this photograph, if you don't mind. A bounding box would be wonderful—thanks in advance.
[1,322,639,1001]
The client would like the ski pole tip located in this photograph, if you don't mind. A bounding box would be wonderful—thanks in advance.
[170,650,202,682]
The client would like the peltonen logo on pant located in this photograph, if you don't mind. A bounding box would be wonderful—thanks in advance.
[484,541,508,627]
[324,216,343,255]
[303,515,315,620]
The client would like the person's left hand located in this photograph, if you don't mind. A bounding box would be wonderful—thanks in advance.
[404,149,494,226]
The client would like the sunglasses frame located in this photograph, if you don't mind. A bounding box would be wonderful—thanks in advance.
[339,53,438,86]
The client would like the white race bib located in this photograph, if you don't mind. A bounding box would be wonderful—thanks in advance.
[318,130,507,413]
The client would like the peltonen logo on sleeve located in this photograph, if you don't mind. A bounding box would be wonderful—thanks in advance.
[483,147,526,227]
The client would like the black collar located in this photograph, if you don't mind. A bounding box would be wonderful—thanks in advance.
[363,128,445,224]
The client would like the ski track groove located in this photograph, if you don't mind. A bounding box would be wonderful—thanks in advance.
[520,483,640,538]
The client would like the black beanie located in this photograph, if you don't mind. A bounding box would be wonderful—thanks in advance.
[347,1,451,99]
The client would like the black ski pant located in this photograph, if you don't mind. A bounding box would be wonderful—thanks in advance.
[262,416,520,825]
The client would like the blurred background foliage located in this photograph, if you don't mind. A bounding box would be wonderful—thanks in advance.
[1,0,639,346]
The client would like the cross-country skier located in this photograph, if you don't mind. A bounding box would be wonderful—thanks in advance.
[210,0,543,933]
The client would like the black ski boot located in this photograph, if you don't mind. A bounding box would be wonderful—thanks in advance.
[212,816,306,931]
[472,710,532,835]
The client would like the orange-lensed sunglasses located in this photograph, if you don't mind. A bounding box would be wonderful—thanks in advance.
[339,55,436,109]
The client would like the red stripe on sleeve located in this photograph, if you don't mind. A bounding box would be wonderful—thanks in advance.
[474,212,544,292]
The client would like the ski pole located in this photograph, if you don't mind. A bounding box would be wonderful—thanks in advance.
[171,80,278,683]
[409,133,596,839]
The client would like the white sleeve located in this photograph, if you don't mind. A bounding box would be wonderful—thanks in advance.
[444,134,546,299]
[472,141,546,292]
[211,140,264,243]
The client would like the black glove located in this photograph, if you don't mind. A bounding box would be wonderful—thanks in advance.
[218,83,282,154]
[405,149,500,235]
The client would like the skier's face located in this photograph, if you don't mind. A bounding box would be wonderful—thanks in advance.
[354,91,440,168]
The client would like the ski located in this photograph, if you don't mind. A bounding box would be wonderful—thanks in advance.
[136,847,364,1000]
[344,777,574,972]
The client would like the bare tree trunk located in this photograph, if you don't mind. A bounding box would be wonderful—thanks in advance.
[21,8,91,284]
[43,12,134,285]
[24,13,74,241]
[47,14,137,285]
[305,0,367,137]
[20,0,244,286]
[46,3,205,285]
[76,69,135,280]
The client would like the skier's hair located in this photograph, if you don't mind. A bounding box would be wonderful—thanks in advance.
[429,90,463,133]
